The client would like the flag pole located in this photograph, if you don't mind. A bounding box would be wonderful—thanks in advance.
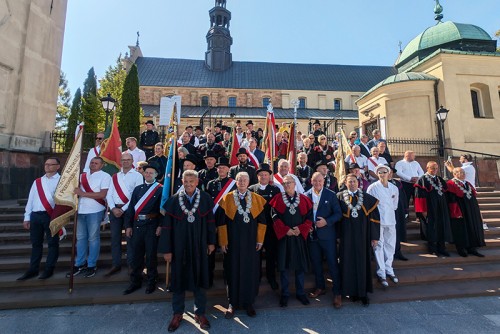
[69,130,84,294]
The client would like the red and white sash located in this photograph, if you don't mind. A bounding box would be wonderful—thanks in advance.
[273,173,284,185]
[94,146,100,157]
[368,157,378,168]
[112,174,130,205]
[81,173,106,207]
[134,182,162,220]
[35,177,54,216]
[247,149,259,168]
[350,153,356,163]
[213,178,236,213]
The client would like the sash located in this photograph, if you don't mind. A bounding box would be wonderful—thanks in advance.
[247,149,259,168]
[134,182,162,220]
[94,146,100,157]
[350,154,356,163]
[213,178,236,213]
[81,173,106,206]
[35,177,54,216]
[368,157,378,168]
[112,173,130,205]
[274,173,284,185]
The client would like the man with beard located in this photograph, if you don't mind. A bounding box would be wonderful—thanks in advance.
[337,174,380,306]
[446,167,486,257]
[218,172,267,318]
[229,147,257,185]
[414,161,452,256]
[159,170,216,332]
[197,132,225,158]
[249,163,281,290]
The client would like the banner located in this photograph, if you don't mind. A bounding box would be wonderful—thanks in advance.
[100,115,122,175]
[334,128,353,184]
[159,95,182,126]
[261,104,276,170]
[287,122,296,174]
[229,126,240,166]
[49,129,83,236]
[161,136,179,211]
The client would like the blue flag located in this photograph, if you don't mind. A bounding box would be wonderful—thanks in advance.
[161,137,177,209]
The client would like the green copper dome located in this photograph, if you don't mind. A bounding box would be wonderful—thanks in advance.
[396,21,494,68]
[359,72,438,100]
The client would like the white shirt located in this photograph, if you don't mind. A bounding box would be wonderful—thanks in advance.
[78,170,111,214]
[461,162,476,188]
[24,173,61,221]
[395,159,424,182]
[127,147,146,167]
[310,188,323,221]
[345,153,368,168]
[367,156,388,181]
[83,146,100,174]
[367,181,399,226]
[106,169,144,211]
[273,173,305,194]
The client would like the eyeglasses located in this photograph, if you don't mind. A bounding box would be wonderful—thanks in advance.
[283,182,295,186]
[96,137,104,140]
[121,159,132,161]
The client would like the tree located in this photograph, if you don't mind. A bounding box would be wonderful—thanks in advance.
[81,67,103,140]
[56,71,71,130]
[98,54,127,116]
[119,64,141,140]
[65,88,82,151]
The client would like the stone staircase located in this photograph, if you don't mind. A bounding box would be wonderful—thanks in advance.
[1,188,500,310]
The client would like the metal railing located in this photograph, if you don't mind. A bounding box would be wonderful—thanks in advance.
[386,137,439,157]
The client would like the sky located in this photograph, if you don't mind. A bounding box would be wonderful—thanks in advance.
[61,0,500,96]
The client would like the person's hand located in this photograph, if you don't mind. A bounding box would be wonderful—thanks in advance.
[286,228,295,236]
[256,243,263,251]
[155,226,162,236]
[208,244,215,255]
[23,221,30,230]
[292,226,300,236]
[371,240,378,248]
[125,227,133,237]
[111,208,123,217]
[316,217,327,228]
[421,212,427,219]
[410,177,418,183]
[74,188,84,196]
[221,245,228,253]
[163,253,172,263]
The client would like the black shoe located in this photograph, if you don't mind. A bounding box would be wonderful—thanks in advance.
[66,265,86,278]
[17,271,38,281]
[296,294,310,305]
[123,284,141,295]
[269,280,279,290]
[104,266,121,277]
[361,297,370,307]
[145,285,156,294]
[395,252,409,261]
[350,296,359,302]
[38,270,54,280]
[437,250,450,257]
[84,267,97,278]
[279,296,288,307]
[246,305,256,317]
[468,249,485,257]
[457,249,468,257]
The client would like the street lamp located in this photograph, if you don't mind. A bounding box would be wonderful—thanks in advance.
[100,93,116,129]
[435,105,450,176]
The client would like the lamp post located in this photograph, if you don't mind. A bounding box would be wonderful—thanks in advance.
[436,105,450,177]
[100,93,116,129]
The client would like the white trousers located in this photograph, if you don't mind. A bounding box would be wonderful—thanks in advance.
[375,224,396,279]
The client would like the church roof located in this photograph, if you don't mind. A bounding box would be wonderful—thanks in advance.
[135,57,397,92]
[359,72,438,100]
[142,105,359,120]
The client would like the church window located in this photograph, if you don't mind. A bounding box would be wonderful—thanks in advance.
[334,99,342,110]
[262,97,270,107]
[298,98,306,109]
[228,96,237,108]
[201,96,209,107]
[470,83,493,118]
[471,90,482,118]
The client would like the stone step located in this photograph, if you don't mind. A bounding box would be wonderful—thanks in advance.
[476,191,500,198]
[0,230,112,244]
[476,187,496,192]
[392,247,500,268]
[405,226,500,241]
[477,197,500,204]
[399,239,500,253]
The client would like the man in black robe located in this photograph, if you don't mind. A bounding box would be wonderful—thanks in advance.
[446,167,486,257]
[296,152,313,192]
[218,172,267,318]
[414,161,452,256]
[158,170,216,332]
[249,163,281,290]
[270,175,313,307]
[198,150,218,191]
[337,173,380,306]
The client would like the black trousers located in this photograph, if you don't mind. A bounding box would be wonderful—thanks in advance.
[129,223,158,286]
[402,181,415,209]
[29,212,59,273]
[263,227,278,282]
[109,212,132,268]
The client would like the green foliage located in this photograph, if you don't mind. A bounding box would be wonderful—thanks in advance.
[65,88,82,151]
[81,67,104,147]
[98,54,127,120]
[56,71,71,130]
[119,64,141,141]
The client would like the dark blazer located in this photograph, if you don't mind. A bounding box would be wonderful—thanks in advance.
[359,142,371,158]
[250,148,265,164]
[305,187,342,241]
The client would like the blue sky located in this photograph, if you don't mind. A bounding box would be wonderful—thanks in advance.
[61,0,500,96]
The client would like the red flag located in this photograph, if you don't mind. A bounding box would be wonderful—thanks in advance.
[287,122,296,174]
[100,115,122,174]
[229,126,240,166]
[262,108,276,169]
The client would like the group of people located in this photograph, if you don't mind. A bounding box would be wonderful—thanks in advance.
[18,122,487,332]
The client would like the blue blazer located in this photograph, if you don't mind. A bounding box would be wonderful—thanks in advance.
[252,149,265,164]
[305,188,342,241]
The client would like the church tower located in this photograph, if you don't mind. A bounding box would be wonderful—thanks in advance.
[205,0,233,71]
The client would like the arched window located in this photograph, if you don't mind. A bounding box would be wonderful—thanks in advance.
[334,99,342,110]
[228,96,237,108]
[471,90,481,118]
[262,97,271,107]
[298,97,306,109]
[470,83,493,118]
[201,96,209,107]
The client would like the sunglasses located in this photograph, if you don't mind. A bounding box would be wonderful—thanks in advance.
[96,137,104,140]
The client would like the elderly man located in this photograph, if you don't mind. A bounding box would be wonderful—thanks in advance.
[367,146,388,182]
[105,152,144,277]
[273,159,304,193]
[125,137,146,168]
[305,172,343,308]
[367,129,389,154]
[296,152,313,191]
[218,172,267,318]
[229,147,257,185]
[395,151,425,209]
[247,138,265,164]
[83,132,104,173]
[337,174,380,306]
[140,120,160,160]
[367,165,399,288]
[17,157,61,281]
[446,167,486,257]
[414,161,452,256]
[159,170,216,332]
[445,154,477,188]
[270,175,313,307]
[123,165,163,295]
[359,134,371,157]
[67,157,111,278]
[345,145,368,171]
